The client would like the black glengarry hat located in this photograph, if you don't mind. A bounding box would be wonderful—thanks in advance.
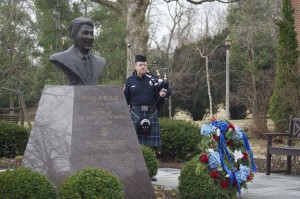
[135,55,147,62]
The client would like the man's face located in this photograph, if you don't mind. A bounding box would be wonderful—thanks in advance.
[135,62,148,77]
[74,24,94,53]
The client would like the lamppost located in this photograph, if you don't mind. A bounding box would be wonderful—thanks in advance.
[225,36,232,120]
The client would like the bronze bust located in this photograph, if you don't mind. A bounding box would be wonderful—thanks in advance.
[49,17,106,85]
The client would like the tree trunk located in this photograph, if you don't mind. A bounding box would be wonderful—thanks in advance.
[205,56,213,118]
[125,0,150,77]
[91,0,150,77]
[19,94,32,129]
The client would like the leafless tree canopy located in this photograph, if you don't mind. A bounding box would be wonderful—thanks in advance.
[164,0,240,5]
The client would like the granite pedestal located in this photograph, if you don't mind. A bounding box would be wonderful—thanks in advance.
[23,85,155,199]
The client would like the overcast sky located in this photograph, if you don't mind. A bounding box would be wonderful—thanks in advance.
[148,0,228,50]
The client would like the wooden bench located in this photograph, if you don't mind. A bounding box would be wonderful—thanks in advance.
[266,115,300,175]
[0,108,20,123]
[0,114,20,123]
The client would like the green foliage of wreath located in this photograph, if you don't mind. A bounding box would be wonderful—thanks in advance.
[179,119,256,198]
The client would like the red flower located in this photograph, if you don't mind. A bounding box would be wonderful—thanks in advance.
[228,123,235,131]
[209,117,217,122]
[210,170,219,179]
[213,135,219,141]
[226,140,234,146]
[200,154,209,164]
[247,173,253,181]
[242,152,248,160]
[220,179,230,189]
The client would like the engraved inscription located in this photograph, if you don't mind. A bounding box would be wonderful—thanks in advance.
[80,95,120,102]
[71,86,155,199]
[74,101,127,125]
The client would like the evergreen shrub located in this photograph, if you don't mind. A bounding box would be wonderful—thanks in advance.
[178,158,236,199]
[141,145,158,178]
[269,0,300,131]
[0,121,29,157]
[59,167,124,199]
[157,118,201,161]
[0,167,57,199]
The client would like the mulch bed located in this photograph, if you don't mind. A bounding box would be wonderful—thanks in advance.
[0,158,22,170]
[0,158,265,170]
[1,157,300,199]
[1,157,299,173]
[159,158,300,174]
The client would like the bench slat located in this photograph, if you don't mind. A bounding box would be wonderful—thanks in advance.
[269,146,300,156]
[0,114,20,123]
[266,115,300,175]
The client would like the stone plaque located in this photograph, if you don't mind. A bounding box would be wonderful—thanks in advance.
[23,85,155,199]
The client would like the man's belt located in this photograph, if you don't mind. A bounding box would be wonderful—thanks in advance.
[130,105,154,111]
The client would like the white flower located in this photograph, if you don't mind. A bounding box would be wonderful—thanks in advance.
[207,148,214,153]
[233,150,243,162]
[216,129,220,136]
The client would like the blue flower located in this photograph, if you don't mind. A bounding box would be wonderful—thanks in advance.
[209,151,221,169]
[200,123,216,135]
[232,126,243,142]
[235,165,250,183]
[212,120,229,134]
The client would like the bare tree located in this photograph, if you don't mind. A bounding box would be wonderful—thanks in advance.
[145,0,228,119]
[195,39,224,118]
[199,50,213,118]
[164,0,240,4]
[148,1,199,117]
[228,0,280,135]
[91,0,235,77]
[0,0,35,127]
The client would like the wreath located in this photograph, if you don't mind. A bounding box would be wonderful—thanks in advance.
[197,118,256,194]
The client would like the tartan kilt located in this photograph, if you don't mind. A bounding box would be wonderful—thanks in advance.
[130,108,161,147]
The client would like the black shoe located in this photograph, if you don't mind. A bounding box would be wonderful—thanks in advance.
[151,177,157,181]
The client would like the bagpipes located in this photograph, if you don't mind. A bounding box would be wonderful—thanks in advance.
[148,60,169,94]
[127,44,169,99]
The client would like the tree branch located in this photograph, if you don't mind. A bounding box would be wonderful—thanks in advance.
[90,0,123,14]
[164,0,240,4]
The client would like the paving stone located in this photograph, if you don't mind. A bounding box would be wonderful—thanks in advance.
[153,168,300,199]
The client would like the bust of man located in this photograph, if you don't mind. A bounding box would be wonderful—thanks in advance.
[49,17,106,85]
